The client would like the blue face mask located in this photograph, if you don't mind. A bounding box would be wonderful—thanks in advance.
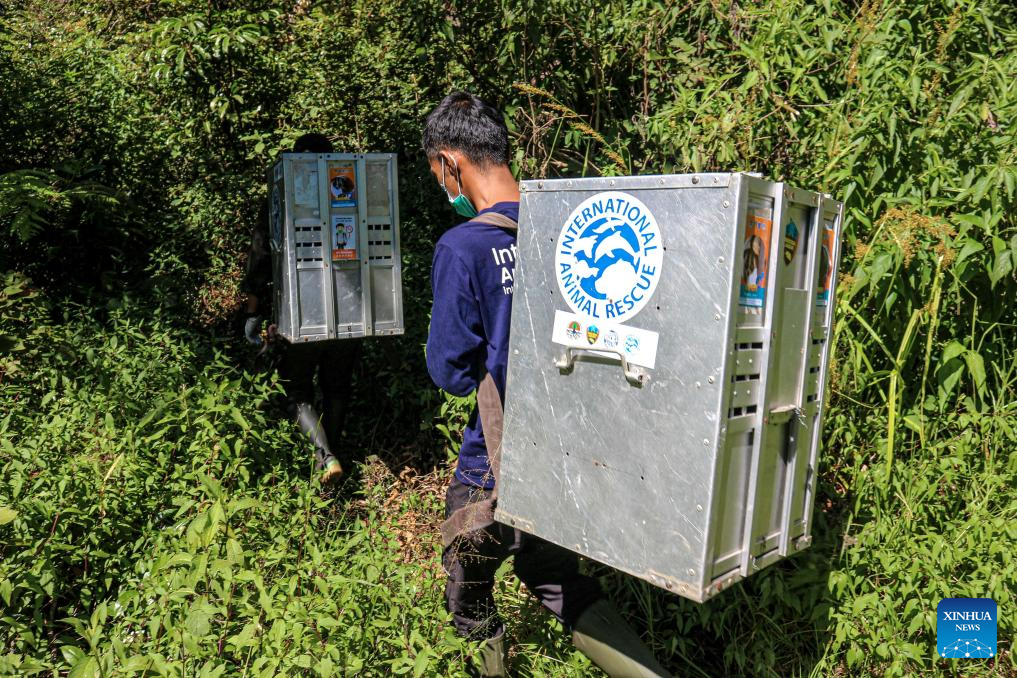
[441,156,478,218]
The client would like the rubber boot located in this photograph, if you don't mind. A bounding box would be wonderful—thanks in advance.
[295,402,343,483]
[571,599,671,678]
[474,631,507,677]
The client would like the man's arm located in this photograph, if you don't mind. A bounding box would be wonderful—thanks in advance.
[427,244,484,397]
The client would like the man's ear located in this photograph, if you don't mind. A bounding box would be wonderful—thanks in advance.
[438,150,457,172]
[440,151,468,187]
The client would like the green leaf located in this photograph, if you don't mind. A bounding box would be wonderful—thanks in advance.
[230,408,251,431]
[60,645,86,665]
[413,649,432,677]
[0,507,17,525]
[964,350,987,395]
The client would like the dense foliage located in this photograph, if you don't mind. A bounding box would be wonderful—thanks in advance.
[1,0,1015,675]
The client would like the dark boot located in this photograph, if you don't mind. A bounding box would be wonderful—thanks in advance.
[294,402,343,483]
[571,599,670,678]
[473,631,506,677]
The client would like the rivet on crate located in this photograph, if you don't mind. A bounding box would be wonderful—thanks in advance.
[696,504,703,512]
[707,376,715,384]
[723,200,730,208]
[687,568,695,577]
[691,175,700,184]
[702,439,709,446]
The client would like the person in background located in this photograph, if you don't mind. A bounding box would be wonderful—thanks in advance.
[423,91,670,678]
[241,133,360,484]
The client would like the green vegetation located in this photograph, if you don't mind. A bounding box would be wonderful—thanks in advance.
[1,0,1015,675]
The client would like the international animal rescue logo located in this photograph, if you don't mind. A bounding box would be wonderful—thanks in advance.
[555,192,664,324]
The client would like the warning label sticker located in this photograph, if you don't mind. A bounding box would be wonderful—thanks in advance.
[739,213,772,308]
[817,220,835,307]
[331,215,357,260]
[329,165,356,208]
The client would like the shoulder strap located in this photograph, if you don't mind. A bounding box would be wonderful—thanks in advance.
[470,211,518,231]
[439,372,506,546]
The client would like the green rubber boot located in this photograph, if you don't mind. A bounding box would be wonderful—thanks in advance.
[320,457,343,484]
[473,631,506,677]
[571,599,671,678]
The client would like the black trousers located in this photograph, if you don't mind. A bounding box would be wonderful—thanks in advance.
[277,339,361,462]
[442,478,603,640]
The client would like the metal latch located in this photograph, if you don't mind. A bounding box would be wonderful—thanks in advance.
[555,346,649,387]
[765,405,797,425]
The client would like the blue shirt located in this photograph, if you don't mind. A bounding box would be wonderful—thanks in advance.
[427,202,519,488]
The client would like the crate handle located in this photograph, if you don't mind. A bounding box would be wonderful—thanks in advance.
[554,347,649,387]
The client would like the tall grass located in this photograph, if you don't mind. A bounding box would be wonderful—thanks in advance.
[1,0,1015,675]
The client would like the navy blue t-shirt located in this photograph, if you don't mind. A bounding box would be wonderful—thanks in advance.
[427,201,519,489]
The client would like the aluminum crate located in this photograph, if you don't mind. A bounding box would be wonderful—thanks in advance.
[267,153,403,342]
[496,173,843,602]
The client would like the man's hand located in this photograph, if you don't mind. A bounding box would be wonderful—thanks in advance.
[244,315,264,348]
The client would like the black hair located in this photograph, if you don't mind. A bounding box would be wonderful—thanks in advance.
[422,92,509,168]
[291,133,334,153]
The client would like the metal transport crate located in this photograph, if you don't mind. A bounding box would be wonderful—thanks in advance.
[267,153,403,342]
[496,173,843,602]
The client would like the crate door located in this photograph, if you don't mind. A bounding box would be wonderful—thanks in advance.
[326,157,366,337]
[287,157,329,340]
[747,191,817,562]
[364,155,403,336]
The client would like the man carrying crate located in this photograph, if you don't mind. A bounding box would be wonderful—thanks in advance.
[241,133,360,484]
[423,92,669,678]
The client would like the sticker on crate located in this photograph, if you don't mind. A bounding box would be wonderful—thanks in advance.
[270,187,283,247]
[817,220,835,307]
[293,169,318,207]
[783,220,799,264]
[739,212,772,308]
[331,215,357,260]
[554,191,664,324]
[328,165,356,207]
[551,310,658,369]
